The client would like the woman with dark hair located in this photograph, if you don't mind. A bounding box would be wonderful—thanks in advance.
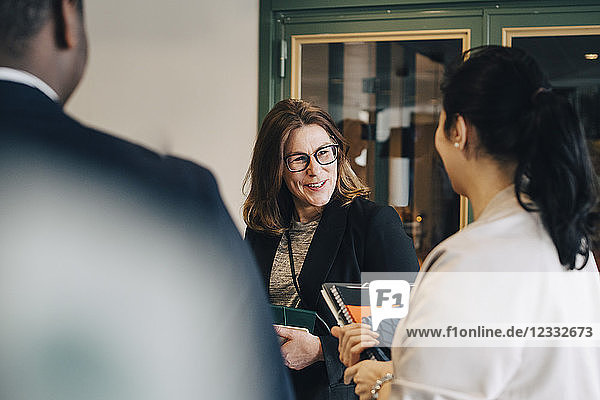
[338,46,600,400]
[243,98,419,400]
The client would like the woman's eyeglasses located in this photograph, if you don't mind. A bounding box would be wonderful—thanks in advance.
[284,144,339,172]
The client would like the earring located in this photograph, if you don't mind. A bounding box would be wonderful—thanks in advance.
[454,142,460,148]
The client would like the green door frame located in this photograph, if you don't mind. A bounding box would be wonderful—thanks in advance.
[259,0,600,122]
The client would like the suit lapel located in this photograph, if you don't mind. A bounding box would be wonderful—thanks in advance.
[262,234,282,297]
[298,199,348,310]
[248,230,281,297]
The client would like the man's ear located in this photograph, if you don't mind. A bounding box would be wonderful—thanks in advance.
[53,0,80,49]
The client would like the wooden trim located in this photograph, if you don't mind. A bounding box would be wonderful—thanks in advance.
[459,195,470,230]
[503,25,600,46]
[291,29,470,98]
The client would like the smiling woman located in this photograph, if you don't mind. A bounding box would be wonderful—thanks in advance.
[243,99,419,400]
[283,125,339,222]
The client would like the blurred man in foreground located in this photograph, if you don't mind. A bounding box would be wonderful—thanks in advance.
[0,1,292,398]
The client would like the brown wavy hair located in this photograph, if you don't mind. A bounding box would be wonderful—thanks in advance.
[243,99,370,235]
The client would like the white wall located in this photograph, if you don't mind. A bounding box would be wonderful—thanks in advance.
[66,0,259,231]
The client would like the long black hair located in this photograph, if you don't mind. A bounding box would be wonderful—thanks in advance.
[441,45,598,270]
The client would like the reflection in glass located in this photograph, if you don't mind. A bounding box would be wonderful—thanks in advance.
[513,34,600,267]
[300,39,462,263]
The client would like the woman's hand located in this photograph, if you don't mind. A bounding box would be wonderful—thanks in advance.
[331,323,379,367]
[344,360,393,400]
[274,325,324,370]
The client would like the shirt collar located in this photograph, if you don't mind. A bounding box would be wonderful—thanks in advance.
[0,67,60,102]
[477,184,520,222]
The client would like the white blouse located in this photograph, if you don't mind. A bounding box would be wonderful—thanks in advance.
[391,185,600,399]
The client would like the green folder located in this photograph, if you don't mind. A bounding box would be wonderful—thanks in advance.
[270,305,316,334]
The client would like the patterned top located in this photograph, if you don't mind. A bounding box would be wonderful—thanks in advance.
[269,218,320,307]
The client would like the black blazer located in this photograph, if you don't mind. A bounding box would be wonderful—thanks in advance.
[0,80,293,400]
[245,196,419,400]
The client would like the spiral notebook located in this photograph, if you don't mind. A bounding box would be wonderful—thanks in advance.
[321,283,367,324]
[321,282,391,361]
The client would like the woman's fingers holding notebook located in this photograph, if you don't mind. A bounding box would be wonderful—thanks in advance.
[332,323,379,367]
[274,325,324,370]
[334,323,379,353]
[274,325,295,338]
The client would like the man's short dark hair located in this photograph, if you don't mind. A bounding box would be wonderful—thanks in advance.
[0,0,83,57]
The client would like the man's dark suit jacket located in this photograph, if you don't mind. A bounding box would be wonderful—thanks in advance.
[245,196,419,400]
[0,80,293,400]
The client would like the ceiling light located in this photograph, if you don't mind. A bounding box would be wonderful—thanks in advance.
[584,53,599,60]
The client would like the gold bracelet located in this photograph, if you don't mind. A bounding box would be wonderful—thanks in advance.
[370,372,393,400]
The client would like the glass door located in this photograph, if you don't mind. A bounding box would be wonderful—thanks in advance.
[490,6,600,267]
[507,27,600,267]
[288,27,472,264]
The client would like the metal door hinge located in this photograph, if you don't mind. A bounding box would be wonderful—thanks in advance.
[279,39,287,79]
